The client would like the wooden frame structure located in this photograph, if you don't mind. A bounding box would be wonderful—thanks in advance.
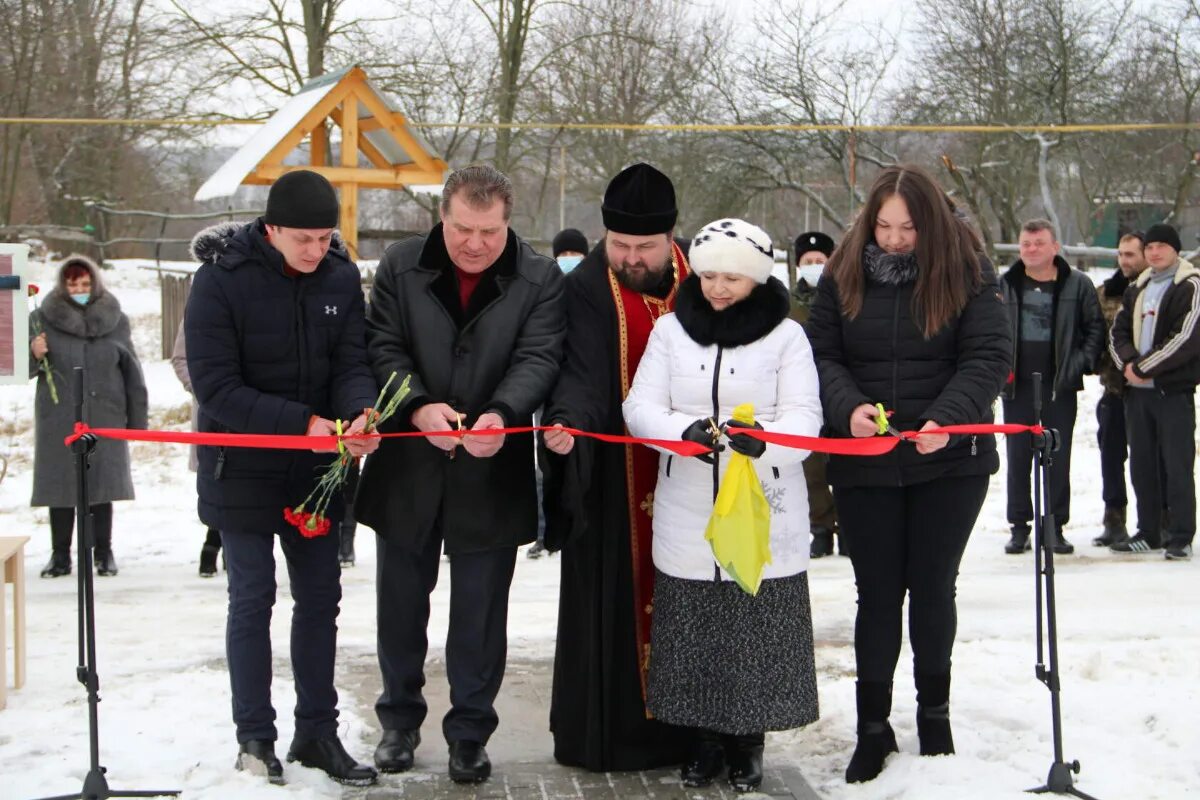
[195,66,447,257]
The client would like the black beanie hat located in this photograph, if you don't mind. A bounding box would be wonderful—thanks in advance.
[793,231,836,259]
[264,170,340,229]
[1144,223,1182,253]
[601,163,678,235]
[552,228,589,257]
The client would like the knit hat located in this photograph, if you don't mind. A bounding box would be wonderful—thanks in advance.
[264,170,340,229]
[552,228,589,257]
[690,219,775,284]
[1144,223,1182,253]
[793,231,835,259]
[601,163,677,235]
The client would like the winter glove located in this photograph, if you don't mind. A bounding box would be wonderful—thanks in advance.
[723,419,766,459]
[681,418,723,465]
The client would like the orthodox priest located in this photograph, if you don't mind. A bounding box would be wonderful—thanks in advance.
[541,163,692,771]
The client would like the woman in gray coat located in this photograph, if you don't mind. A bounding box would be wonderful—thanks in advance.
[30,255,147,578]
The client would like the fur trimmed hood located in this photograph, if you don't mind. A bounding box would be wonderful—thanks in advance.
[189,219,347,266]
[39,284,124,339]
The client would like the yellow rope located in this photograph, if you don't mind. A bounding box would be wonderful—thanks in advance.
[1,117,1199,134]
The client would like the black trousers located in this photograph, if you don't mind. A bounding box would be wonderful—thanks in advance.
[1004,382,1077,528]
[1125,389,1197,547]
[835,474,989,682]
[49,503,113,551]
[375,531,517,745]
[1096,392,1128,509]
[221,528,342,744]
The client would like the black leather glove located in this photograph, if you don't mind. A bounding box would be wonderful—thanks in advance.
[681,418,723,464]
[724,419,766,459]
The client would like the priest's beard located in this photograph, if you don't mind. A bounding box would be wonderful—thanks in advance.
[604,249,674,296]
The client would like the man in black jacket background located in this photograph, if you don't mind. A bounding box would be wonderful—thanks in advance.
[186,170,380,786]
[1109,223,1200,560]
[354,164,564,783]
[1000,219,1104,555]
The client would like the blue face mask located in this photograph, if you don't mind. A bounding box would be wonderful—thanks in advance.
[557,255,583,273]
[71,293,91,306]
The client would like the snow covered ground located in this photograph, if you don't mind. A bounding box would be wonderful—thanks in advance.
[0,260,1197,799]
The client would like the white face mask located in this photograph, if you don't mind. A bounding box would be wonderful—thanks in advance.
[797,264,825,286]
[557,255,583,273]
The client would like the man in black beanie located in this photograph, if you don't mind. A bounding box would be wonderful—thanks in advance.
[551,227,589,273]
[539,162,692,773]
[1110,222,1200,560]
[185,168,380,785]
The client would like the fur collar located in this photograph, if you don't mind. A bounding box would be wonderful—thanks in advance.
[864,243,918,286]
[674,274,790,347]
[39,289,123,338]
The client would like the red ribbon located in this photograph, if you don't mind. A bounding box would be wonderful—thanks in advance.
[66,421,1044,457]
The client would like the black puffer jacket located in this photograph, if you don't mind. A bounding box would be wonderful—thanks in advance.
[185,220,377,533]
[806,247,1012,487]
[354,225,565,554]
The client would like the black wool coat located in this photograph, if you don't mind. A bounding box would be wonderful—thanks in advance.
[354,225,565,554]
[185,220,377,534]
[805,253,1012,487]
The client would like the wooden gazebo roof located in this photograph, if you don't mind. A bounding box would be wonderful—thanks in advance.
[194,66,447,257]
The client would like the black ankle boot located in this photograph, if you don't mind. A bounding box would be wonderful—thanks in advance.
[915,672,954,756]
[681,728,725,787]
[845,681,898,783]
[199,543,220,577]
[287,735,377,786]
[236,739,284,785]
[724,733,764,793]
[40,551,72,578]
[94,548,118,576]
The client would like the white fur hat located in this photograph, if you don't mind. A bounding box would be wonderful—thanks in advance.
[689,218,775,283]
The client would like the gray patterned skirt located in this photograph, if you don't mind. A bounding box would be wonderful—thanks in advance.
[646,570,819,735]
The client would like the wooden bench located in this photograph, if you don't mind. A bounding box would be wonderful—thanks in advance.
[0,535,29,710]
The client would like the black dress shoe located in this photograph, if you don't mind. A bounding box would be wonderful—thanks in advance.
[680,730,725,788]
[375,728,420,773]
[286,736,378,787]
[448,740,491,783]
[235,739,285,785]
[40,551,71,578]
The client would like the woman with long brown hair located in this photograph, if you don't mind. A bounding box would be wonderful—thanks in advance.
[805,165,1011,783]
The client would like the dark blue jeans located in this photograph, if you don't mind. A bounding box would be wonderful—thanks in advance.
[221,527,342,744]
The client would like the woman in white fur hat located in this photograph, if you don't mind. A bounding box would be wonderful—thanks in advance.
[622,219,823,793]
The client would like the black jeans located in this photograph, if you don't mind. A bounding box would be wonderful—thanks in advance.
[1004,382,1077,528]
[375,530,517,745]
[49,502,112,552]
[221,527,342,744]
[835,474,989,682]
[1125,389,1197,547]
[1096,392,1128,509]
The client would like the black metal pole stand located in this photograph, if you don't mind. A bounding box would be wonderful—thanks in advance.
[33,367,178,800]
[1026,375,1100,799]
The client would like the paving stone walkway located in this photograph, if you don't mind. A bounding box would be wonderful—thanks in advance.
[336,656,823,800]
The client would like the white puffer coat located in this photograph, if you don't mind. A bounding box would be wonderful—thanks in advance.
[623,279,823,582]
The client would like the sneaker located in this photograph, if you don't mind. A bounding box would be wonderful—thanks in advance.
[1111,534,1161,554]
[1164,544,1193,561]
[1005,526,1032,554]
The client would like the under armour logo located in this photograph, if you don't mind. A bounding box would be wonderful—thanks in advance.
[325,305,338,315]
